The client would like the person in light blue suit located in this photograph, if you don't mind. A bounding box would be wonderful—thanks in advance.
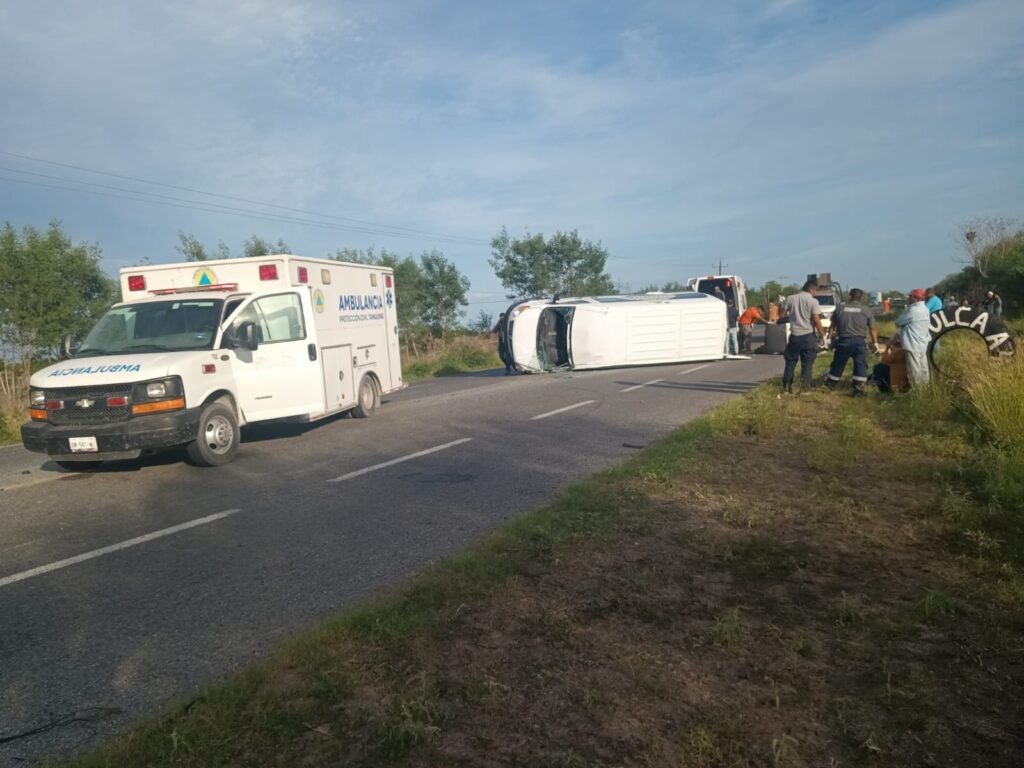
[895,289,932,386]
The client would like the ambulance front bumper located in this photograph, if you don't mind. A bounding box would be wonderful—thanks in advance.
[21,408,202,460]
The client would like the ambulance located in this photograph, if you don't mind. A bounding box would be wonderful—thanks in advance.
[21,255,403,469]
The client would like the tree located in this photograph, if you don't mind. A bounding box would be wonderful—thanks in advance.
[470,310,494,333]
[959,217,1018,278]
[937,229,1024,313]
[419,250,469,337]
[489,227,614,299]
[175,232,288,260]
[0,221,117,362]
[243,236,291,258]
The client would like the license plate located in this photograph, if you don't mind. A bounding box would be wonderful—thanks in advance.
[69,437,98,453]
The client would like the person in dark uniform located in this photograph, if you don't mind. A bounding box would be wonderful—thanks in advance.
[494,312,513,374]
[825,288,879,396]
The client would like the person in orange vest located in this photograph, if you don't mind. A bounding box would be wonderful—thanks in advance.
[737,305,768,353]
[882,297,891,313]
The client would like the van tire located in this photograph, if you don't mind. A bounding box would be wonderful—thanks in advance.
[186,401,240,467]
[56,460,102,472]
[352,376,379,418]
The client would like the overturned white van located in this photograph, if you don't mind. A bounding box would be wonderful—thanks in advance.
[506,292,727,373]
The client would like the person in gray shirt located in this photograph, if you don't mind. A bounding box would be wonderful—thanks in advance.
[825,288,879,396]
[780,278,827,393]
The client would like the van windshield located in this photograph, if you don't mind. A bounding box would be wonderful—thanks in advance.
[76,299,224,356]
[537,307,573,369]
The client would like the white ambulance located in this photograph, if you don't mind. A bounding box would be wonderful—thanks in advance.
[22,255,403,469]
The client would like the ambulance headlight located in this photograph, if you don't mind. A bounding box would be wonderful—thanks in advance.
[132,377,183,402]
[30,388,46,407]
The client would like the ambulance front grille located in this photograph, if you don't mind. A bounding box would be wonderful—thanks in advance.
[45,384,134,426]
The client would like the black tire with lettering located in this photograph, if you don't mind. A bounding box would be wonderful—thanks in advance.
[186,401,240,467]
[352,375,379,418]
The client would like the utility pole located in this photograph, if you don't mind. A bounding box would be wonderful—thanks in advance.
[712,258,725,275]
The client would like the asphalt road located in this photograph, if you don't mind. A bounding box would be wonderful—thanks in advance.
[0,355,778,765]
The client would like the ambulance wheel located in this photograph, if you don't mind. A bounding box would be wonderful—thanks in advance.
[55,460,102,471]
[352,376,379,418]
[186,401,239,466]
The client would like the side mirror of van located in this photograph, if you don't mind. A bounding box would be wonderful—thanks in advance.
[238,321,259,351]
[62,333,80,358]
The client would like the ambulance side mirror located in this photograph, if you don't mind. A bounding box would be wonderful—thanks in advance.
[238,321,259,351]
[62,333,80,358]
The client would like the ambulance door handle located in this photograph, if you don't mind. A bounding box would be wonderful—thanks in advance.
[308,343,317,361]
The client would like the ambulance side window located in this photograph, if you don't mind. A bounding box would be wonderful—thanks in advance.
[231,293,305,344]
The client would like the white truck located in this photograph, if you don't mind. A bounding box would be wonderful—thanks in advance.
[687,274,748,313]
[22,255,403,469]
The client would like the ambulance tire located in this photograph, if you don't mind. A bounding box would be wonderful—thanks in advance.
[352,376,379,418]
[186,401,240,467]
[56,460,102,472]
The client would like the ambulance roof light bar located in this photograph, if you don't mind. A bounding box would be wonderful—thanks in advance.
[149,283,240,295]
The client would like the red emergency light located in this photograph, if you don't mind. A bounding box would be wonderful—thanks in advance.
[385,274,393,288]
[127,275,146,291]
[107,396,128,407]
[725,279,732,287]
[297,267,308,283]
[259,264,279,281]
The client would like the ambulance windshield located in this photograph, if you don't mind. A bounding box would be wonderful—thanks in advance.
[76,299,224,356]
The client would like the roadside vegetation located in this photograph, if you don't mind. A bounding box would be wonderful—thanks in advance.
[51,343,1024,767]
[401,334,503,380]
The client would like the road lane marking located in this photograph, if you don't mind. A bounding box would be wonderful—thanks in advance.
[328,438,473,483]
[530,400,596,420]
[620,379,664,393]
[0,509,241,589]
[677,364,710,376]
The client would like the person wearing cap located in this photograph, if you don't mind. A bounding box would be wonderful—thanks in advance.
[825,288,879,396]
[779,278,827,394]
[895,288,932,386]
[983,290,1003,318]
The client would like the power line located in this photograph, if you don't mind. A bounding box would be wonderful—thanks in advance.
[0,149,489,246]
[0,173,484,246]
[0,170,485,246]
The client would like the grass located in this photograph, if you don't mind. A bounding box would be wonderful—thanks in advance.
[401,334,503,380]
[35,335,1024,768]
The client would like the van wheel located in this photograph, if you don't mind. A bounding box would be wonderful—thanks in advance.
[56,460,102,472]
[352,376,379,418]
[186,401,239,466]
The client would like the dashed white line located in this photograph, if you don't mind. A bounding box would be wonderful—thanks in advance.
[620,379,664,393]
[677,364,710,376]
[530,400,596,420]
[0,509,241,589]
[328,438,473,483]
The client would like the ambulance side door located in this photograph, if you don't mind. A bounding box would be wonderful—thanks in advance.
[227,291,325,421]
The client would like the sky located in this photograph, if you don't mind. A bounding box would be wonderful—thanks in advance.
[1,0,1022,319]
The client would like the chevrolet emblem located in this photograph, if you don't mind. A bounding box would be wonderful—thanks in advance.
[76,398,95,408]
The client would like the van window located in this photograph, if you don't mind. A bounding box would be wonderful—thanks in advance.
[232,293,305,343]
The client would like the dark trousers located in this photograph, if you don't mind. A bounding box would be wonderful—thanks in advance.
[783,332,818,390]
[827,337,867,385]
[738,323,754,353]
[498,342,512,371]
[871,363,892,392]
